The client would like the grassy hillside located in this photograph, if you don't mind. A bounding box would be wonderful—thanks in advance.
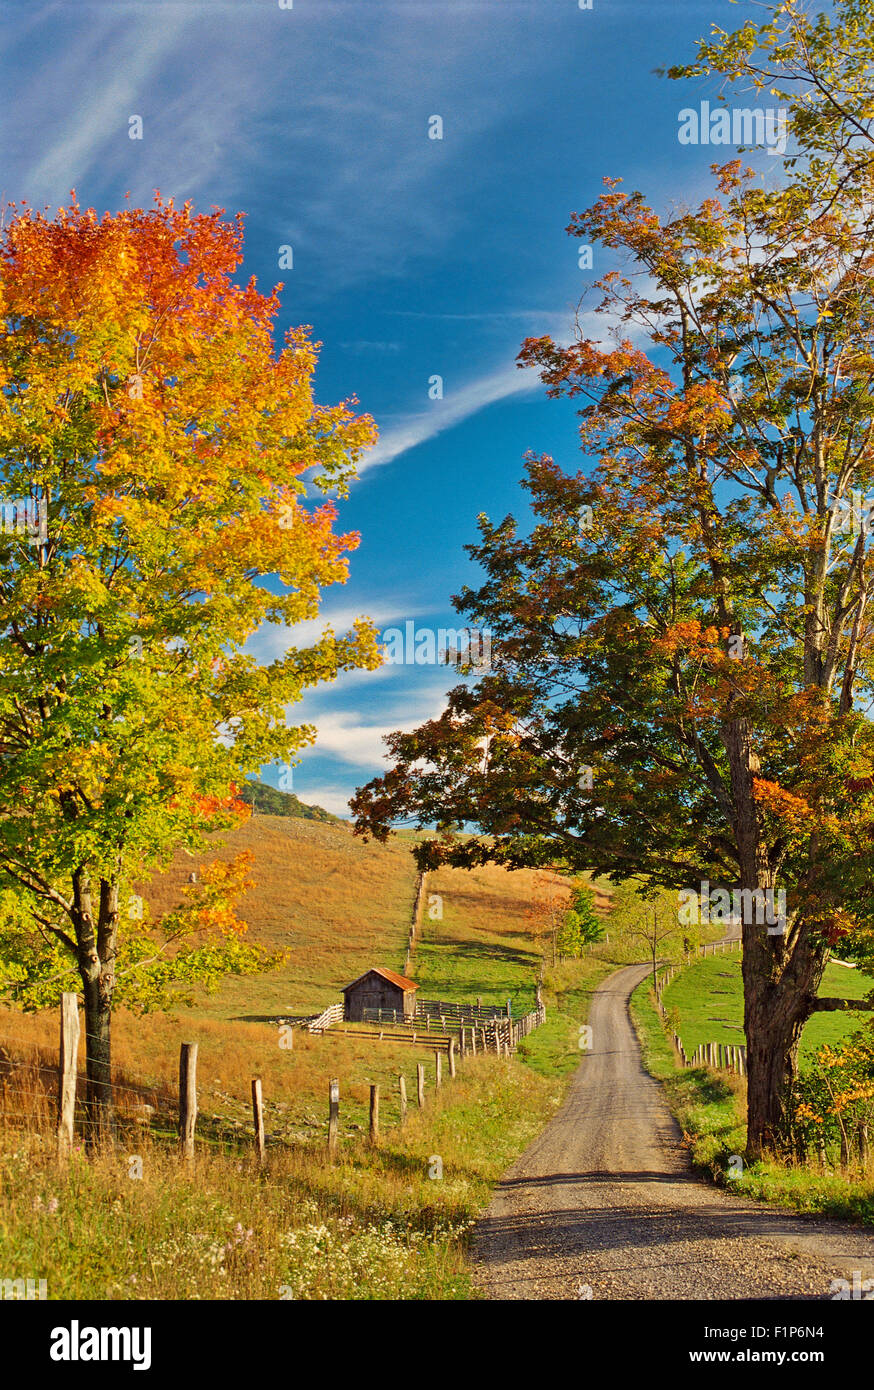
[0,818,623,1160]
[411,862,613,1014]
[662,953,871,1061]
[0,818,775,1298]
[144,815,419,1018]
[0,817,627,1299]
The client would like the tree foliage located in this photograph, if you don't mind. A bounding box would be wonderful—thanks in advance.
[556,883,604,958]
[0,194,378,1122]
[353,1,874,1154]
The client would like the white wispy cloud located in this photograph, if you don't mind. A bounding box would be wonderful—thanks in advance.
[21,15,190,198]
[245,597,433,665]
[360,358,541,473]
[358,304,633,473]
[285,781,357,819]
[299,693,446,768]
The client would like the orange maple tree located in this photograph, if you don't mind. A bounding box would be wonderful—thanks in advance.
[0,194,380,1134]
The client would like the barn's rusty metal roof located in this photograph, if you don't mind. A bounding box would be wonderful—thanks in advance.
[341,966,419,993]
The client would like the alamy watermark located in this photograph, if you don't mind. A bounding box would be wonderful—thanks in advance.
[678,102,787,156]
[1,1277,47,1299]
[678,880,787,936]
[381,622,491,671]
[831,490,874,537]
[0,497,47,543]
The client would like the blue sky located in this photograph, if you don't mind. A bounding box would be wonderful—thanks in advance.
[7,0,776,816]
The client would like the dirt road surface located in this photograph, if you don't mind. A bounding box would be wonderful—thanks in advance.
[473,963,874,1300]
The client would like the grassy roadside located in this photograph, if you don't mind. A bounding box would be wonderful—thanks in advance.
[0,1057,561,1300]
[630,974,874,1226]
[662,953,870,1059]
[0,954,618,1300]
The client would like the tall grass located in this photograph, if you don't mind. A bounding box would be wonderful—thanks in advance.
[0,1056,564,1300]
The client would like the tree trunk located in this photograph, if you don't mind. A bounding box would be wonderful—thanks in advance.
[742,917,826,1160]
[744,983,803,1158]
[722,713,825,1160]
[82,968,116,1144]
[73,868,119,1144]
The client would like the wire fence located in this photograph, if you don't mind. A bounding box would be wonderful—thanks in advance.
[1,990,539,1159]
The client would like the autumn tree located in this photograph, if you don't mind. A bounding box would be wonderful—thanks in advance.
[0,195,379,1135]
[353,2,874,1159]
[524,872,570,969]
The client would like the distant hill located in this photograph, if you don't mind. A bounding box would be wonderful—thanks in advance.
[238,780,344,824]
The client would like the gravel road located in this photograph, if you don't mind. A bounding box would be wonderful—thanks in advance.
[473,962,874,1300]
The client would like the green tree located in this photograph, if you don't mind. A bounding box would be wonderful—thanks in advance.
[556,883,604,959]
[353,2,874,1159]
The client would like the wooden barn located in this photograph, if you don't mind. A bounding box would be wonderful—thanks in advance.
[342,967,419,1022]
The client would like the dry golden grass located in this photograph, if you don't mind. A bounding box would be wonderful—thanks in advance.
[2,818,594,1143]
[143,815,420,1018]
[0,1052,567,1300]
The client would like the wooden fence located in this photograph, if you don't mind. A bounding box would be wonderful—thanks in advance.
[362,1003,545,1054]
[416,998,510,1022]
[42,990,508,1162]
[305,1003,344,1034]
[685,1040,747,1075]
[403,871,428,976]
[280,996,547,1056]
[695,938,742,959]
[653,944,747,1077]
[277,1003,344,1034]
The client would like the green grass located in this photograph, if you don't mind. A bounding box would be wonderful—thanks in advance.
[0,1056,566,1300]
[631,972,874,1226]
[663,953,872,1062]
[0,830,633,1299]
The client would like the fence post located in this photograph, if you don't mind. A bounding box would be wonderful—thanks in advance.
[398,1074,407,1126]
[417,1062,425,1108]
[470,1029,477,1056]
[251,1078,265,1164]
[179,1042,198,1160]
[57,992,80,1161]
[327,1077,340,1159]
[448,1038,456,1079]
[435,1051,442,1088]
[369,1085,379,1144]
